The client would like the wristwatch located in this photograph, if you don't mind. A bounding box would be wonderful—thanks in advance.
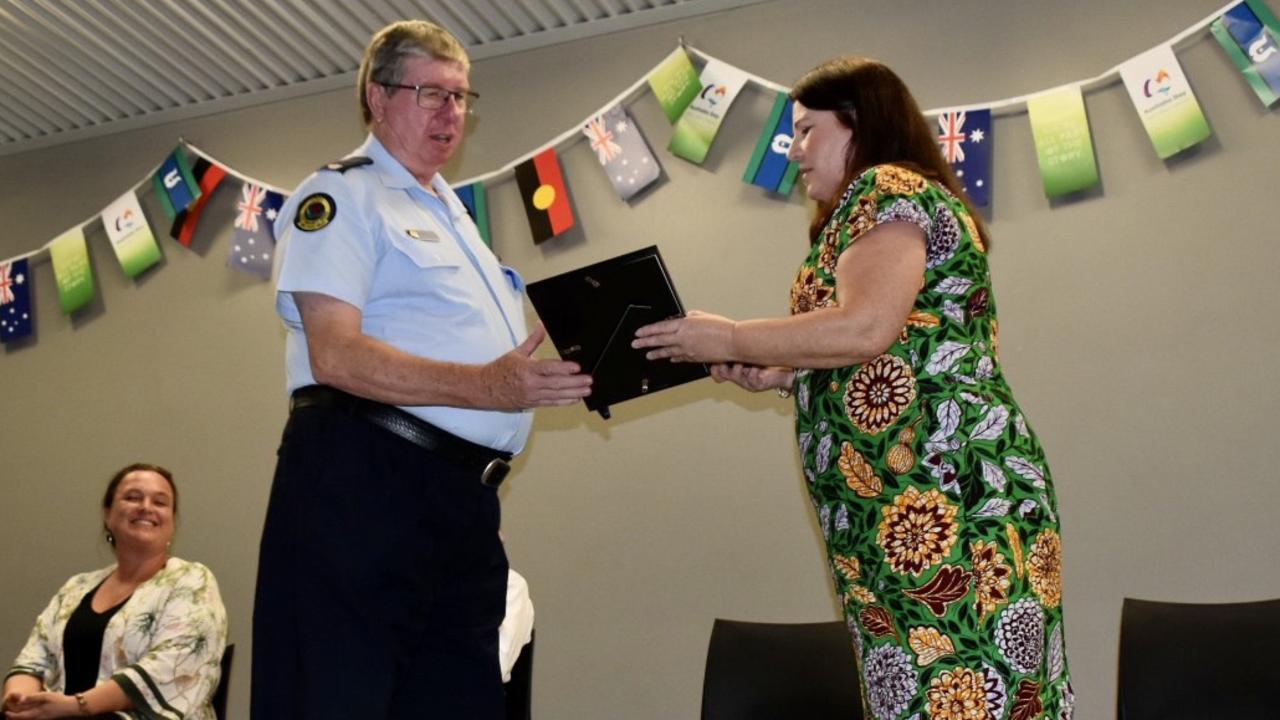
[75,692,91,715]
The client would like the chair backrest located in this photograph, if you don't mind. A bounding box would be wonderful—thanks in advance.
[505,630,534,720]
[701,619,863,720]
[1118,597,1280,720]
[211,643,234,720]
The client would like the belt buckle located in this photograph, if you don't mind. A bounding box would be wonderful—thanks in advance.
[481,458,510,488]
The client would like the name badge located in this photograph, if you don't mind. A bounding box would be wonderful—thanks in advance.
[406,229,439,242]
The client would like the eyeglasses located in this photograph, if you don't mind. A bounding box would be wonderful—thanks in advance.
[377,82,478,114]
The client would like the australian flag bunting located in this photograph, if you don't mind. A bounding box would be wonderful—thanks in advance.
[0,258,33,343]
[582,104,661,202]
[936,109,992,207]
[229,182,284,280]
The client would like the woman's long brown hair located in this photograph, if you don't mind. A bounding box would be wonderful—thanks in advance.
[791,56,990,248]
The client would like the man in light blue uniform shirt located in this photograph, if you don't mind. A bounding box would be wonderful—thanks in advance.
[251,20,591,720]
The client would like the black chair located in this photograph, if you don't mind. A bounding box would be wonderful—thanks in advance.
[505,630,534,720]
[701,619,863,720]
[1118,597,1280,720]
[211,644,234,720]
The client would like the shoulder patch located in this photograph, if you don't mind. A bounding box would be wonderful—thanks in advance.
[320,156,373,173]
[295,193,336,232]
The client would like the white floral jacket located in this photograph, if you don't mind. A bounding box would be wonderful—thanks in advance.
[6,557,228,720]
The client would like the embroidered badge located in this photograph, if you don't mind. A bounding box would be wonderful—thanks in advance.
[295,193,335,232]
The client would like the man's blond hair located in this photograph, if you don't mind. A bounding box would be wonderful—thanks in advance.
[357,20,469,127]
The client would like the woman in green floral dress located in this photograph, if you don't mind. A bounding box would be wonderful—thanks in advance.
[635,57,1072,720]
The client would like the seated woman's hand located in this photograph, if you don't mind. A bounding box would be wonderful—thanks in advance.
[633,310,736,363]
[710,363,794,393]
[3,691,78,719]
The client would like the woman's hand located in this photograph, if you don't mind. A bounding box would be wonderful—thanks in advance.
[709,364,795,393]
[632,311,737,363]
[3,691,79,719]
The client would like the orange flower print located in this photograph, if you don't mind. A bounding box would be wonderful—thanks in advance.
[971,540,1013,622]
[1027,529,1064,608]
[790,266,835,315]
[844,354,917,435]
[877,487,959,576]
[875,165,928,195]
[926,667,990,720]
[844,195,880,244]
[818,225,842,275]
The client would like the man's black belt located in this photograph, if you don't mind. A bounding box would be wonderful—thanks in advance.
[289,385,512,488]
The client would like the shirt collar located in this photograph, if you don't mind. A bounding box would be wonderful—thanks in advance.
[358,133,469,222]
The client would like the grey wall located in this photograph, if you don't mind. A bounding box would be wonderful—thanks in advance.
[4,2,1280,718]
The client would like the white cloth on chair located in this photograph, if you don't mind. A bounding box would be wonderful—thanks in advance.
[499,569,535,682]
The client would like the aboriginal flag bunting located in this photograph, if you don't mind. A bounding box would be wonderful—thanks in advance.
[515,148,575,244]
[170,157,228,247]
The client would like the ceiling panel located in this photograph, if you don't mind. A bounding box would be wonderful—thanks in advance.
[0,0,762,157]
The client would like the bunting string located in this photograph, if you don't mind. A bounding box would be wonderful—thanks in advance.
[2,0,1275,345]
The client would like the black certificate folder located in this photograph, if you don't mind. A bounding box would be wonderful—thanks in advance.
[527,246,708,419]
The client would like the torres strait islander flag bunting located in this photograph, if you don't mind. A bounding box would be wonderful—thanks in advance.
[515,148,575,244]
[743,91,800,194]
[152,147,201,219]
[936,109,992,207]
[1212,0,1280,106]
[455,183,492,246]
[0,258,33,343]
[582,104,661,202]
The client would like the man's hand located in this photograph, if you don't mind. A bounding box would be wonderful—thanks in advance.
[480,325,592,409]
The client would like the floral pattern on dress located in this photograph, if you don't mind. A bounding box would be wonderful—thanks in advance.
[1027,529,1064,608]
[845,354,918,435]
[792,165,1071,719]
[791,265,835,313]
[7,557,228,720]
[877,487,960,576]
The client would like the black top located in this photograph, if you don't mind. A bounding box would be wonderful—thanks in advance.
[62,580,130,695]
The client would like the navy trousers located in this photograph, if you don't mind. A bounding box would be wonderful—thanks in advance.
[251,405,509,719]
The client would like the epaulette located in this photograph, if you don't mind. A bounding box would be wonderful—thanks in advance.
[320,156,373,173]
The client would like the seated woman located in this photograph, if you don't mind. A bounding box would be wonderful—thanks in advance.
[3,463,227,719]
